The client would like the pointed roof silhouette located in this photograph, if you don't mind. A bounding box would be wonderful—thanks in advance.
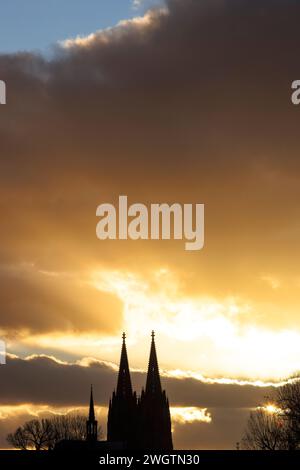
[89,385,95,421]
[116,332,133,397]
[145,331,162,395]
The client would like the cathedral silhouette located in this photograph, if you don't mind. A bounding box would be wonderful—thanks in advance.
[106,331,173,450]
[56,331,173,451]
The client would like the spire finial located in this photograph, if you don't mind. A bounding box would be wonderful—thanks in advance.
[116,332,133,397]
[145,330,162,395]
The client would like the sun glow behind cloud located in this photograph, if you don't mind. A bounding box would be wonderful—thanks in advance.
[12,266,300,381]
[0,404,105,421]
[88,268,300,380]
[258,404,282,414]
[171,407,212,424]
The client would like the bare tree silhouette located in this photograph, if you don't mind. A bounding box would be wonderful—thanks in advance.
[277,380,300,445]
[7,426,30,450]
[7,414,103,450]
[242,380,300,450]
[8,419,55,450]
[241,409,289,450]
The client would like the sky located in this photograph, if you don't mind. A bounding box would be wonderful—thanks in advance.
[0,0,163,53]
[1,0,300,450]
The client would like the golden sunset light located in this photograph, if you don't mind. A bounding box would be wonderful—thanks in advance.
[262,404,282,415]
[1,0,300,460]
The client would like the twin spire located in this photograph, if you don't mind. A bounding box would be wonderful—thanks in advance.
[116,330,161,398]
[107,331,172,449]
[91,331,163,408]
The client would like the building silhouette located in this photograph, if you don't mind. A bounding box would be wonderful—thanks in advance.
[138,331,173,450]
[55,382,123,451]
[107,332,138,447]
[55,331,172,451]
[86,385,98,442]
[107,331,173,450]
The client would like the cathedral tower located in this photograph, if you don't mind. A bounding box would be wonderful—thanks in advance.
[138,331,173,450]
[107,333,138,447]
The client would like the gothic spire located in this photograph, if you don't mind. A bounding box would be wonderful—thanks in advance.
[116,332,133,397]
[145,331,162,395]
[89,385,95,421]
[87,385,98,442]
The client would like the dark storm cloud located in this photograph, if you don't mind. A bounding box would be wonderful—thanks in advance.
[173,407,251,450]
[0,354,271,407]
[1,0,299,182]
[0,354,272,448]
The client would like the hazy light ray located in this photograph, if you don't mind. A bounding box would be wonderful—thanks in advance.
[90,268,300,379]
[11,268,300,381]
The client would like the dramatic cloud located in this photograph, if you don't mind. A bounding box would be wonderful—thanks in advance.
[173,407,251,450]
[1,0,300,448]
[0,354,273,408]
[0,353,274,448]
[0,0,299,333]
[0,264,122,335]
